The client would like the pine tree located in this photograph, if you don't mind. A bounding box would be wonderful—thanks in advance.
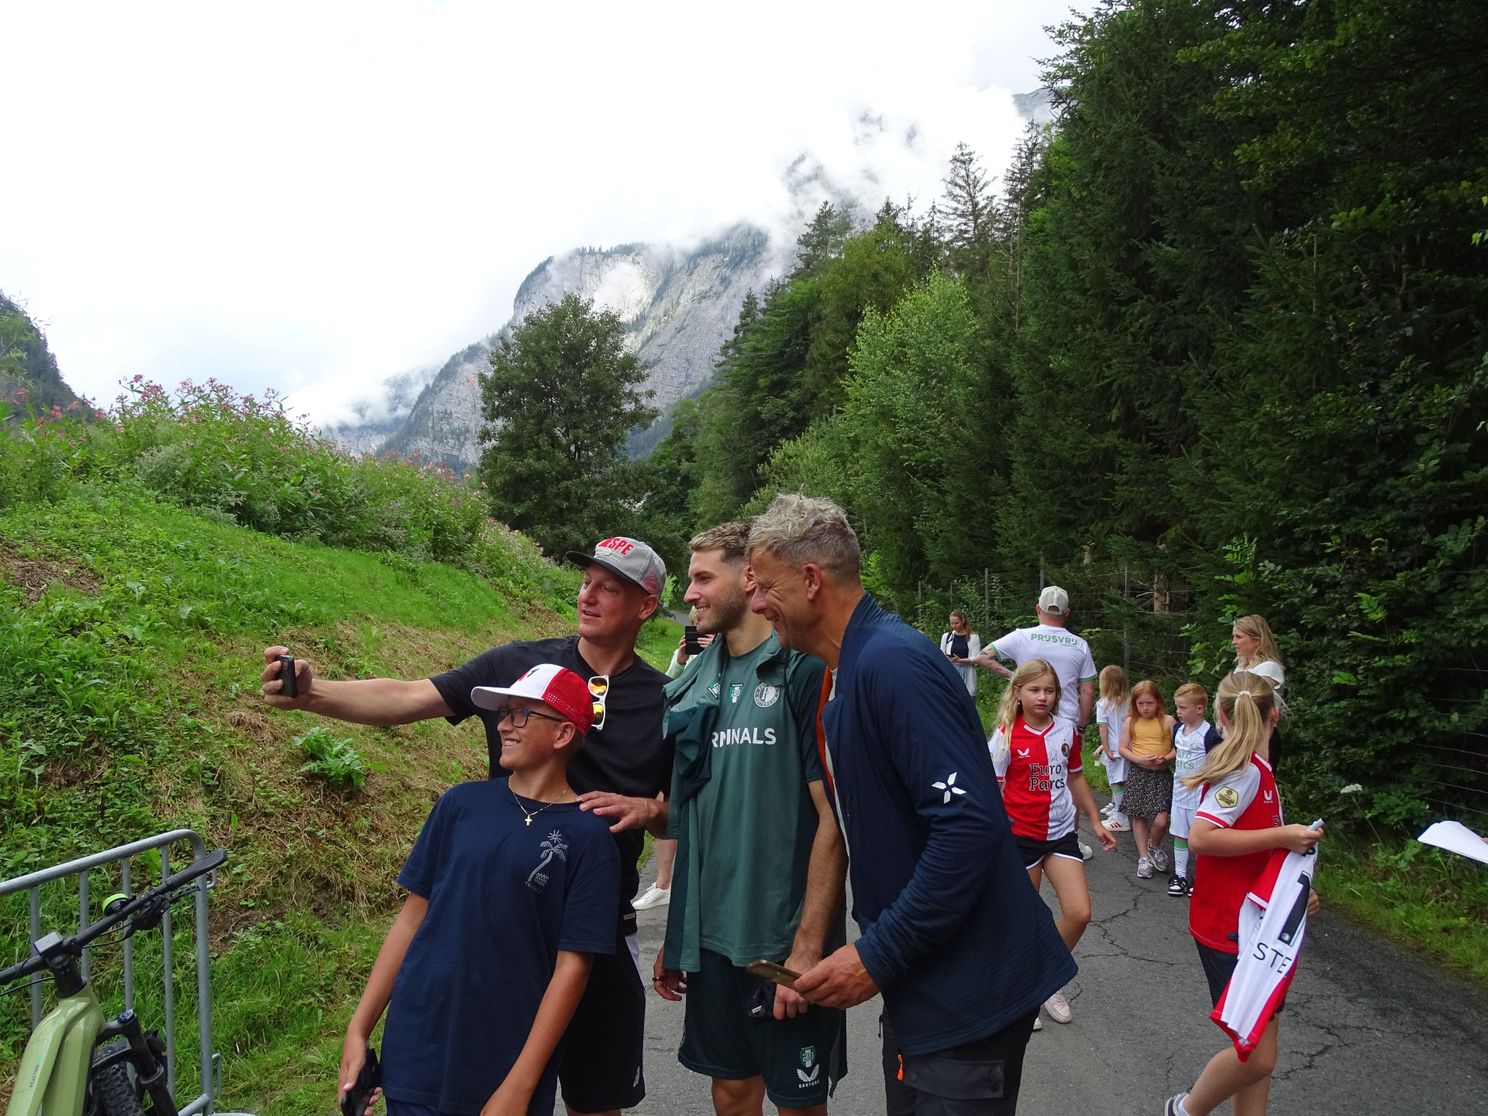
[477,294,655,557]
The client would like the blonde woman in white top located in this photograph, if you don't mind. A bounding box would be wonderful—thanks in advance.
[1230,614,1288,770]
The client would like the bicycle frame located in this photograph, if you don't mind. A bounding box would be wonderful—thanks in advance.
[7,983,106,1116]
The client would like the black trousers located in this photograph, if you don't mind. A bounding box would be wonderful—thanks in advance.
[881,1010,1037,1115]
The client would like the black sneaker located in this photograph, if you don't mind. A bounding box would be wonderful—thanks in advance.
[1167,874,1190,897]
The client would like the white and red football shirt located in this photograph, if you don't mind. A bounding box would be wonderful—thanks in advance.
[989,716,1081,841]
[1190,752,1284,951]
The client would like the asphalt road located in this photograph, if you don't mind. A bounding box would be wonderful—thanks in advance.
[623,816,1488,1115]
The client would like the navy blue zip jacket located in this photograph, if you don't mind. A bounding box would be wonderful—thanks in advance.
[822,594,1076,1056]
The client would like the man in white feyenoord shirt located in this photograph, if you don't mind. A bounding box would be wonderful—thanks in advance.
[977,587,1097,731]
[979,587,1098,859]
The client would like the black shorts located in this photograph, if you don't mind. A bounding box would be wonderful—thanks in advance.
[1195,940,1286,1014]
[881,1010,1037,1116]
[678,949,846,1108]
[1013,831,1083,871]
[559,932,646,1112]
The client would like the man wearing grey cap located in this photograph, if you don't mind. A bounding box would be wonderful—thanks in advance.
[262,535,672,1116]
[977,585,1097,732]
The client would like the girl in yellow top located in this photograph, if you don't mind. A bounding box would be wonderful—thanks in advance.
[1117,680,1176,880]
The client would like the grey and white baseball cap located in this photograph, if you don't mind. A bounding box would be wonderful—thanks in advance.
[565,536,666,596]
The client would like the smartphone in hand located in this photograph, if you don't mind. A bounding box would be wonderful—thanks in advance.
[745,959,800,988]
[277,654,297,699]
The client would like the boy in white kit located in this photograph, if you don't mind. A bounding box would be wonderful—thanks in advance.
[1168,682,1221,897]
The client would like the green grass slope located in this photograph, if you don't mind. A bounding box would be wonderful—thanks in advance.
[0,485,677,1113]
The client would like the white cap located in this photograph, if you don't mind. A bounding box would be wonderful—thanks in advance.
[470,663,593,734]
[1037,586,1069,616]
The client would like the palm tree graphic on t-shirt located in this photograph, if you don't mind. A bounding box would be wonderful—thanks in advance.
[526,829,569,891]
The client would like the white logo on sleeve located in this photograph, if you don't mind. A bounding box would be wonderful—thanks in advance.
[932,772,968,804]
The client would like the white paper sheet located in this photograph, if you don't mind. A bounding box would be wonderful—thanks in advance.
[1417,820,1488,864]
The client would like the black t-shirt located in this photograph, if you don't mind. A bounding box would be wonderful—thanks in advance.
[429,636,671,933]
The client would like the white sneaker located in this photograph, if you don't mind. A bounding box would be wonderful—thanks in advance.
[1032,1014,1043,1031]
[1149,846,1171,873]
[1102,815,1131,832]
[1101,802,1115,816]
[1137,857,1153,879]
[1079,840,1094,860]
[633,883,670,910]
[1044,991,1072,1023]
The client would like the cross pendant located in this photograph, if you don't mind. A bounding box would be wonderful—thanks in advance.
[524,816,533,826]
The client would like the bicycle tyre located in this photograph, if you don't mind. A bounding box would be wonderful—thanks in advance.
[91,1041,147,1116]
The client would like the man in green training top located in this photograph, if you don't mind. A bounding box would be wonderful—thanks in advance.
[651,522,847,1116]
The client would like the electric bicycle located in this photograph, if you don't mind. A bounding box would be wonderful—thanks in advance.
[1,846,226,1116]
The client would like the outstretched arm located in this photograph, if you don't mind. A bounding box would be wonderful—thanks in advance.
[262,646,452,726]
[975,649,1014,678]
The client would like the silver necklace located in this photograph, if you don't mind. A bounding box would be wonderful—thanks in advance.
[510,783,568,827]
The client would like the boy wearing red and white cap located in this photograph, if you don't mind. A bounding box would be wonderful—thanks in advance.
[264,535,673,1114]
[339,664,619,1116]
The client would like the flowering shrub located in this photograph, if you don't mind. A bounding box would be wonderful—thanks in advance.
[1,377,567,599]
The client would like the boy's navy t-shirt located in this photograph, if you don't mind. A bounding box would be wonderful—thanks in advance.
[430,635,671,934]
[381,778,619,1115]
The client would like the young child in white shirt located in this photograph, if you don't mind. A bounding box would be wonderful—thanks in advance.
[1097,665,1131,832]
[1168,682,1221,896]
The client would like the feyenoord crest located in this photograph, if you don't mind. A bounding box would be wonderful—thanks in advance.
[729,683,744,704]
[1216,786,1240,809]
[754,682,781,708]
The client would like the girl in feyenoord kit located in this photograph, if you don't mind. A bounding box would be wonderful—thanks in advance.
[988,659,1115,1028]
[1164,671,1322,1116]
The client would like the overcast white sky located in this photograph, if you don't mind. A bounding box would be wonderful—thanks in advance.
[2,1,1080,426]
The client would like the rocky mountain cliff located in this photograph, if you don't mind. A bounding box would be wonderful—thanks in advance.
[358,223,772,473]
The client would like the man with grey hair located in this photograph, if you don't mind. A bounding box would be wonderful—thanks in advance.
[746,494,1075,1116]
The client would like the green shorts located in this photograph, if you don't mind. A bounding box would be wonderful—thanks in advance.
[679,949,846,1108]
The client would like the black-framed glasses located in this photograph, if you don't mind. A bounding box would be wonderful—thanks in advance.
[493,706,566,728]
[588,675,609,731]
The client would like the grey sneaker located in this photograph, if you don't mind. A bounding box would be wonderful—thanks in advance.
[1079,840,1094,860]
[1164,1093,1189,1115]
[1137,857,1153,879]
[1150,846,1171,873]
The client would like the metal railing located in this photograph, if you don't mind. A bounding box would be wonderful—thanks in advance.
[0,829,234,1115]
